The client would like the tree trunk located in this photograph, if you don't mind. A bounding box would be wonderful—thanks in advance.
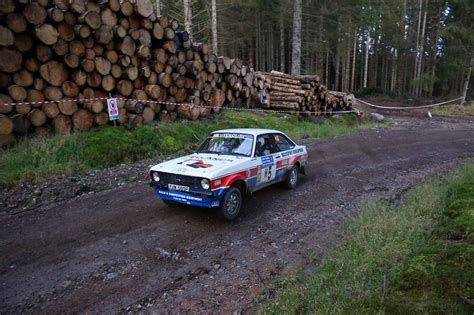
[335,45,340,91]
[462,57,473,104]
[43,102,60,118]
[53,114,72,134]
[0,114,14,135]
[280,14,285,73]
[416,3,427,96]
[155,0,160,16]
[363,30,370,88]
[269,27,273,72]
[345,29,351,92]
[11,114,30,135]
[28,109,47,127]
[211,0,218,54]
[0,0,15,15]
[142,106,155,123]
[372,37,379,88]
[413,0,423,95]
[351,30,357,91]
[59,100,78,115]
[0,47,22,73]
[136,0,153,18]
[255,13,259,70]
[183,0,193,42]
[72,109,93,131]
[325,47,329,86]
[0,25,14,46]
[390,49,397,93]
[290,0,302,75]
[23,3,47,25]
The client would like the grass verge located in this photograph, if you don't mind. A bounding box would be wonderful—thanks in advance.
[0,111,377,188]
[432,101,474,117]
[262,162,474,314]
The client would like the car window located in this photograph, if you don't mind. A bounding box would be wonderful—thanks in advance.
[273,133,295,152]
[255,134,279,157]
[197,133,253,157]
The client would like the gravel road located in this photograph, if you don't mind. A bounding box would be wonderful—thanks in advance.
[1,116,474,313]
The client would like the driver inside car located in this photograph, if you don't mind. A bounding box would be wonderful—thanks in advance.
[255,136,271,156]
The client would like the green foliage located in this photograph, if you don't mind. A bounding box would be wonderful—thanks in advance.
[262,162,474,314]
[158,0,471,96]
[354,87,396,98]
[0,111,376,187]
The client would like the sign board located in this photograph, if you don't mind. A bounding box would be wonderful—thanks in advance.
[107,97,119,121]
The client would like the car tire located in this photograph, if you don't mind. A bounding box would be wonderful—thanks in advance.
[218,186,242,221]
[163,199,181,207]
[285,166,298,189]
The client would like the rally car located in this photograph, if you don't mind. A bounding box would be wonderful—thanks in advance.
[149,129,308,220]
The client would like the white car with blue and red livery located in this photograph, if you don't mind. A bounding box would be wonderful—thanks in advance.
[149,128,308,220]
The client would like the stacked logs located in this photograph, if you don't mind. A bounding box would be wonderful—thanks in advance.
[326,91,356,112]
[254,71,356,115]
[0,0,355,147]
[0,0,230,145]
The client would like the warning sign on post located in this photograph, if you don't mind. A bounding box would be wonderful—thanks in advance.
[107,97,119,121]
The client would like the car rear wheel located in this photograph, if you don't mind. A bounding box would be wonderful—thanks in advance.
[218,186,242,221]
[285,166,298,189]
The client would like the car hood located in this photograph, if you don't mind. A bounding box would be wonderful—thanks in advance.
[150,153,249,178]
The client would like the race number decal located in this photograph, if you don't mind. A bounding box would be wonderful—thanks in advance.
[261,164,275,181]
[257,155,276,185]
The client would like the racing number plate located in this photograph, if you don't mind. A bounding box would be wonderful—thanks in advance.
[168,184,190,192]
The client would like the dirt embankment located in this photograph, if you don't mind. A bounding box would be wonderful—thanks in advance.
[1,116,474,313]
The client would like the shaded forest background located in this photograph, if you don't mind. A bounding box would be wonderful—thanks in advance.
[155,0,473,99]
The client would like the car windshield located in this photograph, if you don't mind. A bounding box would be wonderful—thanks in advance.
[197,133,254,157]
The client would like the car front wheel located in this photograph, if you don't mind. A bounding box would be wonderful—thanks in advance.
[218,186,242,221]
[285,166,298,189]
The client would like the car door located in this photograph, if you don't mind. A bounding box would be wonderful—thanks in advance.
[272,133,296,181]
[254,134,278,187]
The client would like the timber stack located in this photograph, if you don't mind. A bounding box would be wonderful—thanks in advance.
[0,0,353,146]
[326,91,356,112]
[254,71,356,115]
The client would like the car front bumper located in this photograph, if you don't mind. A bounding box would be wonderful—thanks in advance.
[152,185,226,208]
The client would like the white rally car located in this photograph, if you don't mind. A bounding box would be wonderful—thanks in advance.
[149,129,308,220]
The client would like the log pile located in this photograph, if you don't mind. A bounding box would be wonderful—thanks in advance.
[326,91,356,112]
[254,71,355,115]
[0,0,355,147]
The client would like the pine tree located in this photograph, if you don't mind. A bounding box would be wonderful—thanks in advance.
[291,0,302,75]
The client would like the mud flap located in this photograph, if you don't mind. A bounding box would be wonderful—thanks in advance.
[299,166,306,175]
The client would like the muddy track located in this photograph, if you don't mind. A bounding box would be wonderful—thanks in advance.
[1,117,474,314]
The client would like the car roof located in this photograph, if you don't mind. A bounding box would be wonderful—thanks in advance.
[211,128,284,136]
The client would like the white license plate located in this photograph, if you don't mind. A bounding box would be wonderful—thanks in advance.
[168,184,190,192]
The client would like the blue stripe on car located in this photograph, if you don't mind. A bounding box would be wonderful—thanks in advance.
[247,176,258,188]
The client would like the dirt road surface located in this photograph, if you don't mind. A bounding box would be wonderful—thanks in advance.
[1,117,474,313]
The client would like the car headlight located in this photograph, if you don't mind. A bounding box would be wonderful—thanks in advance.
[201,178,210,190]
[151,171,160,182]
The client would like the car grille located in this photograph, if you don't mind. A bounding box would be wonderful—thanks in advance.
[158,172,201,189]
